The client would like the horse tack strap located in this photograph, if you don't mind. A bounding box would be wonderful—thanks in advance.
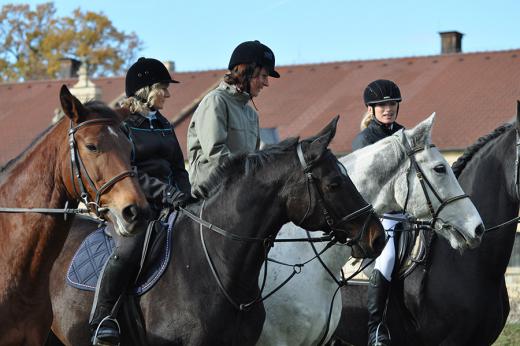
[0,206,92,214]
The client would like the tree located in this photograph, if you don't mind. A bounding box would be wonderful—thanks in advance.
[0,2,143,82]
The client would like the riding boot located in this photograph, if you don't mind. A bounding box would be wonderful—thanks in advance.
[367,269,391,346]
[89,253,135,346]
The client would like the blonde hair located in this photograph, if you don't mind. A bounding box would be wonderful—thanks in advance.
[119,82,168,116]
[360,110,373,130]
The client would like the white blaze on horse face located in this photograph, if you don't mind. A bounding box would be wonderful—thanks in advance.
[108,126,119,138]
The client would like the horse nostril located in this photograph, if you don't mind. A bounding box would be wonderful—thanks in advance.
[122,204,139,223]
[475,224,485,238]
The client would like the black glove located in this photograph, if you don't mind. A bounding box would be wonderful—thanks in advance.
[162,186,190,210]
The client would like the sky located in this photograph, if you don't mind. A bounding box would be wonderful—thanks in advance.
[5,0,520,73]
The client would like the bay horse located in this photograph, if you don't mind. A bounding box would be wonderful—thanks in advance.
[0,86,150,346]
[257,114,484,346]
[333,103,520,345]
[47,117,386,346]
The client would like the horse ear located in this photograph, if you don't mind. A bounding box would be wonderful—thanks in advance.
[302,115,339,159]
[60,85,87,123]
[407,112,435,146]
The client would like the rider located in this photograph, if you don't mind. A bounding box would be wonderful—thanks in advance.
[89,57,191,346]
[187,40,279,197]
[352,79,404,346]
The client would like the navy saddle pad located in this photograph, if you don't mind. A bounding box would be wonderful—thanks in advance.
[67,211,177,295]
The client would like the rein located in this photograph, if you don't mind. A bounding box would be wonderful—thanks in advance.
[401,134,470,230]
[179,141,377,313]
[0,118,135,219]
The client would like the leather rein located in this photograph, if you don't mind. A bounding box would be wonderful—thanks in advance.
[0,119,135,219]
[179,142,376,311]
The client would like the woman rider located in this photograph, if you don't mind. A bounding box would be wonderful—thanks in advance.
[187,40,279,196]
[90,57,191,346]
[352,79,404,346]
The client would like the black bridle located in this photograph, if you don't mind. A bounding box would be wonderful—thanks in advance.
[179,142,376,312]
[295,143,376,246]
[0,118,135,218]
[401,133,470,230]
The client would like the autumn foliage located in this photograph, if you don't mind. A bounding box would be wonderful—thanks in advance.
[0,2,143,82]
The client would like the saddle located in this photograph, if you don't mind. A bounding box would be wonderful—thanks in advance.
[359,222,429,281]
[67,211,178,295]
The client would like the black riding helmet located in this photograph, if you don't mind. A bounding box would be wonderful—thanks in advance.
[125,57,179,97]
[228,40,280,78]
[363,79,402,106]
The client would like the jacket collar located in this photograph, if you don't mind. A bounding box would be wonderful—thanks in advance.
[126,111,169,128]
[218,81,251,105]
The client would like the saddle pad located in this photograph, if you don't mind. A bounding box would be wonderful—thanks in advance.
[67,211,177,295]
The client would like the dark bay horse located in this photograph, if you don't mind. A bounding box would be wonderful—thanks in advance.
[48,117,385,346]
[0,86,150,345]
[332,103,520,345]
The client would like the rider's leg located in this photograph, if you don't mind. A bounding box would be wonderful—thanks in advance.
[367,215,399,346]
[89,224,147,345]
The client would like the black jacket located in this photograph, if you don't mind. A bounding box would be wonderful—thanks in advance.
[352,119,404,151]
[122,112,190,209]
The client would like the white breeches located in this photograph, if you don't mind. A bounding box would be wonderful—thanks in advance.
[373,213,405,282]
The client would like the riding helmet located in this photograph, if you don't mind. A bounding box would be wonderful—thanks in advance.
[125,57,179,97]
[363,79,402,106]
[228,40,280,78]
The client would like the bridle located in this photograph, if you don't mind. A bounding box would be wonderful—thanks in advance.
[401,133,470,230]
[179,141,376,312]
[0,118,135,218]
[295,143,376,247]
[67,119,135,217]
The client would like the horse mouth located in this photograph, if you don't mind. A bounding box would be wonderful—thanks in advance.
[441,224,480,251]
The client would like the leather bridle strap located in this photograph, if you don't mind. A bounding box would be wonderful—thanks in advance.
[68,119,135,217]
[0,118,134,217]
[401,134,469,229]
[296,143,375,246]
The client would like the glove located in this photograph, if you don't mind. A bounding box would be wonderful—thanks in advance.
[162,186,190,210]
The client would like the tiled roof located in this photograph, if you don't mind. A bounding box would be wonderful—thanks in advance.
[2,49,520,165]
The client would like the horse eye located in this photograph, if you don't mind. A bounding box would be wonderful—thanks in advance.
[85,144,98,152]
[433,164,446,173]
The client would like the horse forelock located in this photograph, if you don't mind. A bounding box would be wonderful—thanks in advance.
[198,137,300,198]
[452,123,513,178]
[83,100,121,123]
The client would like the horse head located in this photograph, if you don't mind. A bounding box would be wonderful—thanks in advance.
[59,85,150,235]
[286,116,385,258]
[393,114,484,250]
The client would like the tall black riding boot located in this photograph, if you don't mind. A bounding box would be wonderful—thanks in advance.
[367,269,391,346]
[90,254,135,346]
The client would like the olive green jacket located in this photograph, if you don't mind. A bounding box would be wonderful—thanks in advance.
[187,81,260,196]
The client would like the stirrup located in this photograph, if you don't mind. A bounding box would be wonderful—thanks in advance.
[372,323,391,346]
[92,316,121,346]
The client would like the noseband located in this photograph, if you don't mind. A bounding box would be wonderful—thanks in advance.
[68,119,136,217]
[295,143,375,246]
[401,134,469,230]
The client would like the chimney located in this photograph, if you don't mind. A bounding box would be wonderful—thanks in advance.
[439,31,464,54]
[57,58,81,79]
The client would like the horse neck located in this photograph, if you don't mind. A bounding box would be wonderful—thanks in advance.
[447,129,518,272]
[0,120,72,290]
[342,141,405,214]
[199,167,291,299]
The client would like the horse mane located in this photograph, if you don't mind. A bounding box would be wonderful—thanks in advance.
[198,137,300,198]
[451,123,513,177]
[1,100,118,175]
